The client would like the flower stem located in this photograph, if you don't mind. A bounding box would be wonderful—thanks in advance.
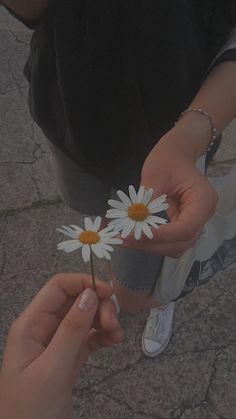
[89,245,97,293]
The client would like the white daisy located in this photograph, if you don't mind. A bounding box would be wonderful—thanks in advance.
[57,216,123,262]
[106,185,169,240]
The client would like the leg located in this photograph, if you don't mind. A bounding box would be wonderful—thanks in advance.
[110,244,175,357]
[112,277,162,313]
[110,245,164,312]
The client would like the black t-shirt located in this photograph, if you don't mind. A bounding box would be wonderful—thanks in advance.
[6,1,236,187]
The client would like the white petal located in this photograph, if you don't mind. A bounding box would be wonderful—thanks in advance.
[84,217,94,231]
[103,250,111,260]
[57,240,82,252]
[142,222,154,239]
[107,218,124,227]
[70,225,84,234]
[128,185,138,203]
[121,219,135,238]
[100,243,114,252]
[106,209,127,218]
[61,224,77,233]
[146,215,167,226]
[148,195,167,208]
[148,203,169,213]
[93,216,102,232]
[108,199,127,210]
[134,222,142,240]
[56,227,78,239]
[137,185,145,202]
[58,224,83,236]
[117,190,132,206]
[102,237,123,245]
[148,199,169,211]
[57,239,79,247]
[99,225,115,235]
[100,230,120,238]
[110,218,130,232]
[142,188,154,205]
[82,244,91,262]
[91,243,104,259]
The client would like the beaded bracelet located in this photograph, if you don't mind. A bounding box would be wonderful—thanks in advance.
[175,108,218,155]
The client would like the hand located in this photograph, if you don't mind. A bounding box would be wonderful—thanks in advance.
[124,123,218,258]
[0,273,122,419]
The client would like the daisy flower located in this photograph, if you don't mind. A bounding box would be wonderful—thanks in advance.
[57,216,123,262]
[106,185,169,240]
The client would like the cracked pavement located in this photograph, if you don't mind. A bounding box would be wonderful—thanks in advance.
[0,8,236,419]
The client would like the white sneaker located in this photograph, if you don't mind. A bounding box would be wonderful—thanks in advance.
[142,302,175,357]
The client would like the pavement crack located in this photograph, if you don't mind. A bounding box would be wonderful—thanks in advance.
[174,288,231,334]
[0,160,36,165]
[78,355,144,395]
[8,28,29,47]
[0,249,6,280]
[7,58,25,97]
[31,165,42,199]
[31,122,47,161]
[93,390,158,418]
[0,197,63,218]
[203,349,228,416]
[163,339,236,359]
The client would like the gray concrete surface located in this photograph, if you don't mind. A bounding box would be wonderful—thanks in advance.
[1,8,236,419]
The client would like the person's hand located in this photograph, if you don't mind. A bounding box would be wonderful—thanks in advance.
[124,121,218,258]
[0,273,122,419]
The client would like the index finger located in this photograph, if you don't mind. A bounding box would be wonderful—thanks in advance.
[149,199,214,243]
[22,273,113,319]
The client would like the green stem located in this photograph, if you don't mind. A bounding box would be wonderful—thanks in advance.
[89,245,97,293]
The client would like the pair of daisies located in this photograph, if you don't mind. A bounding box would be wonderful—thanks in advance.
[57,185,169,263]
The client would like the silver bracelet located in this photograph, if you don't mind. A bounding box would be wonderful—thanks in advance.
[175,108,218,155]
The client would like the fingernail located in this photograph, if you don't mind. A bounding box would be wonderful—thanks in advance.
[77,288,97,311]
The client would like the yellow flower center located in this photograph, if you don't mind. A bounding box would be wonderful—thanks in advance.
[79,231,100,244]
[128,203,149,221]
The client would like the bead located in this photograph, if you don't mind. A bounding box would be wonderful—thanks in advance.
[175,108,218,156]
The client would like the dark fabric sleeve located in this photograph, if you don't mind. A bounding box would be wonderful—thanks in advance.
[204,27,236,78]
[2,3,47,29]
[207,2,236,61]
[214,49,236,66]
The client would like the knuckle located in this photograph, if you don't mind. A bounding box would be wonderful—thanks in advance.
[50,273,65,284]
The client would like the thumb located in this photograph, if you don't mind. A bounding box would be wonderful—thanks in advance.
[43,288,99,374]
[141,169,171,198]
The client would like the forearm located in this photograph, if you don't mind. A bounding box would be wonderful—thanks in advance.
[173,61,236,160]
[1,0,50,21]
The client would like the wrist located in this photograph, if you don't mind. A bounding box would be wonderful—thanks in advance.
[170,111,213,161]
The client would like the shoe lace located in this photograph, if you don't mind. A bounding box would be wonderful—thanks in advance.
[145,306,170,344]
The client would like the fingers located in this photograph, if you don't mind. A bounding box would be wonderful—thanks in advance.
[39,290,122,372]
[98,298,123,345]
[85,298,123,354]
[123,236,198,258]
[122,181,217,256]
[22,273,113,320]
[41,288,99,375]
[149,202,215,244]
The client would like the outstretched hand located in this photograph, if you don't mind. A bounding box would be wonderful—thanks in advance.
[124,127,218,258]
[0,273,122,419]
